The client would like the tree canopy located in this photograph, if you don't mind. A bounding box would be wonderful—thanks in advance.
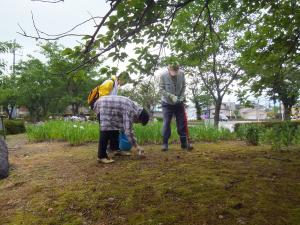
[1,0,299,121]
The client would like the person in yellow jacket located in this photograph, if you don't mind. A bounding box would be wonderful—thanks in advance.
[98,73,128,97]
[96,73,130,158]
[98,75,118,97]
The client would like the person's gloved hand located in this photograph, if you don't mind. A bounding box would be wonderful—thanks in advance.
[136,145,146,159]
[177,96,185,103]
[170,94,178,104]
[137,145,144,155]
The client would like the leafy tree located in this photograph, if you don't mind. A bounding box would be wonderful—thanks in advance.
[237,0,300,120]
[20,1,299,124]
[16,58,53,121]
[41,42,98,115]
[38,1,210,75]
[120,78,160,116]
[189,77,213,120]
[0,75,19,119]
[0,41,22,119]
[168,1,241,127]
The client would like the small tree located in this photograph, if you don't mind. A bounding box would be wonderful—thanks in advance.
[0,75,19,119]
[120,78,160,117]
[17,58,52,121]
[189,77,213,120]
[0,41,22,119]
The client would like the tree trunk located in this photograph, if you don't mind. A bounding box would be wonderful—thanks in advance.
[282,101,292,121]
[214,99,222,127]
[28,107,40,122]
[4,106,14,120]
[194,102,202,120]
[71,103,79,115]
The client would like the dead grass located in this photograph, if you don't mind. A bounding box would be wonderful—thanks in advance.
[0,134,300,225]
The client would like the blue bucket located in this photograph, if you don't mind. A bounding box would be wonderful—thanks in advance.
[119,132,132,151]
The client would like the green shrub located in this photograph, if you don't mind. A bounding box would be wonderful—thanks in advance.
[261,122,299,150]
[235,124,248,140]
[3,119,26,135]
[245,125,261,146]
[292,128,300,145]
[236,121,300,149]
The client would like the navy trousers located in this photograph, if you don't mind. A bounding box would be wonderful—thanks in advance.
[97,113,120,159]
[98,130,119,159]
[161,102,187,144]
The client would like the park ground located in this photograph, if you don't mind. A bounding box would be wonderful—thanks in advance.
[0,134,300,225]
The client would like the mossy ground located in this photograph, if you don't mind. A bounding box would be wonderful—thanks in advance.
[1,134,300,225]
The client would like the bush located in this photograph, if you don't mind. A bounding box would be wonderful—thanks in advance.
[235,121,300,149]
[261,122,299,150]
[245,125,261,146]
[235,124,248,140]
[2,119,26,135]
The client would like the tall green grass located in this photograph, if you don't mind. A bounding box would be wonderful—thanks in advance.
[26,120,234,145]
[235,121,300,150]
[26,120,99,145]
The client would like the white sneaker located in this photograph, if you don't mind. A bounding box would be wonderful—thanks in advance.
[98,158,114,164]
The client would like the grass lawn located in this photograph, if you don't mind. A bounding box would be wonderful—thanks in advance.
[0,134,300,225]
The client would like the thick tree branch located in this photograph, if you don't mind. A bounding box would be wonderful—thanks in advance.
[151,6,180,73]
[193,0,209,33]
[196,69,217,102]
[83,0,122,54]
[135,0,156,29]
[21,0,199,73]
[220,68,241,97]
[67,18,162,74]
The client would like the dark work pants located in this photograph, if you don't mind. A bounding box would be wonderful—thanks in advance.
[162,102,187,144]
[98,130,119,159]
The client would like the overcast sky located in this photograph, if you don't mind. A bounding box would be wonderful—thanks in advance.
[1,0,273,105]
[1,0,108,60]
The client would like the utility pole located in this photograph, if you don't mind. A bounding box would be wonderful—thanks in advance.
[12,39,16,77]
[256,99,259,122]
[281,101,284,121]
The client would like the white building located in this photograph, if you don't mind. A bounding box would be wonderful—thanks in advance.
[239,105,267,120]
[204,102,236,119]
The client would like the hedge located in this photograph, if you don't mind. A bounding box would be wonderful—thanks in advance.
[1,120,26,135]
